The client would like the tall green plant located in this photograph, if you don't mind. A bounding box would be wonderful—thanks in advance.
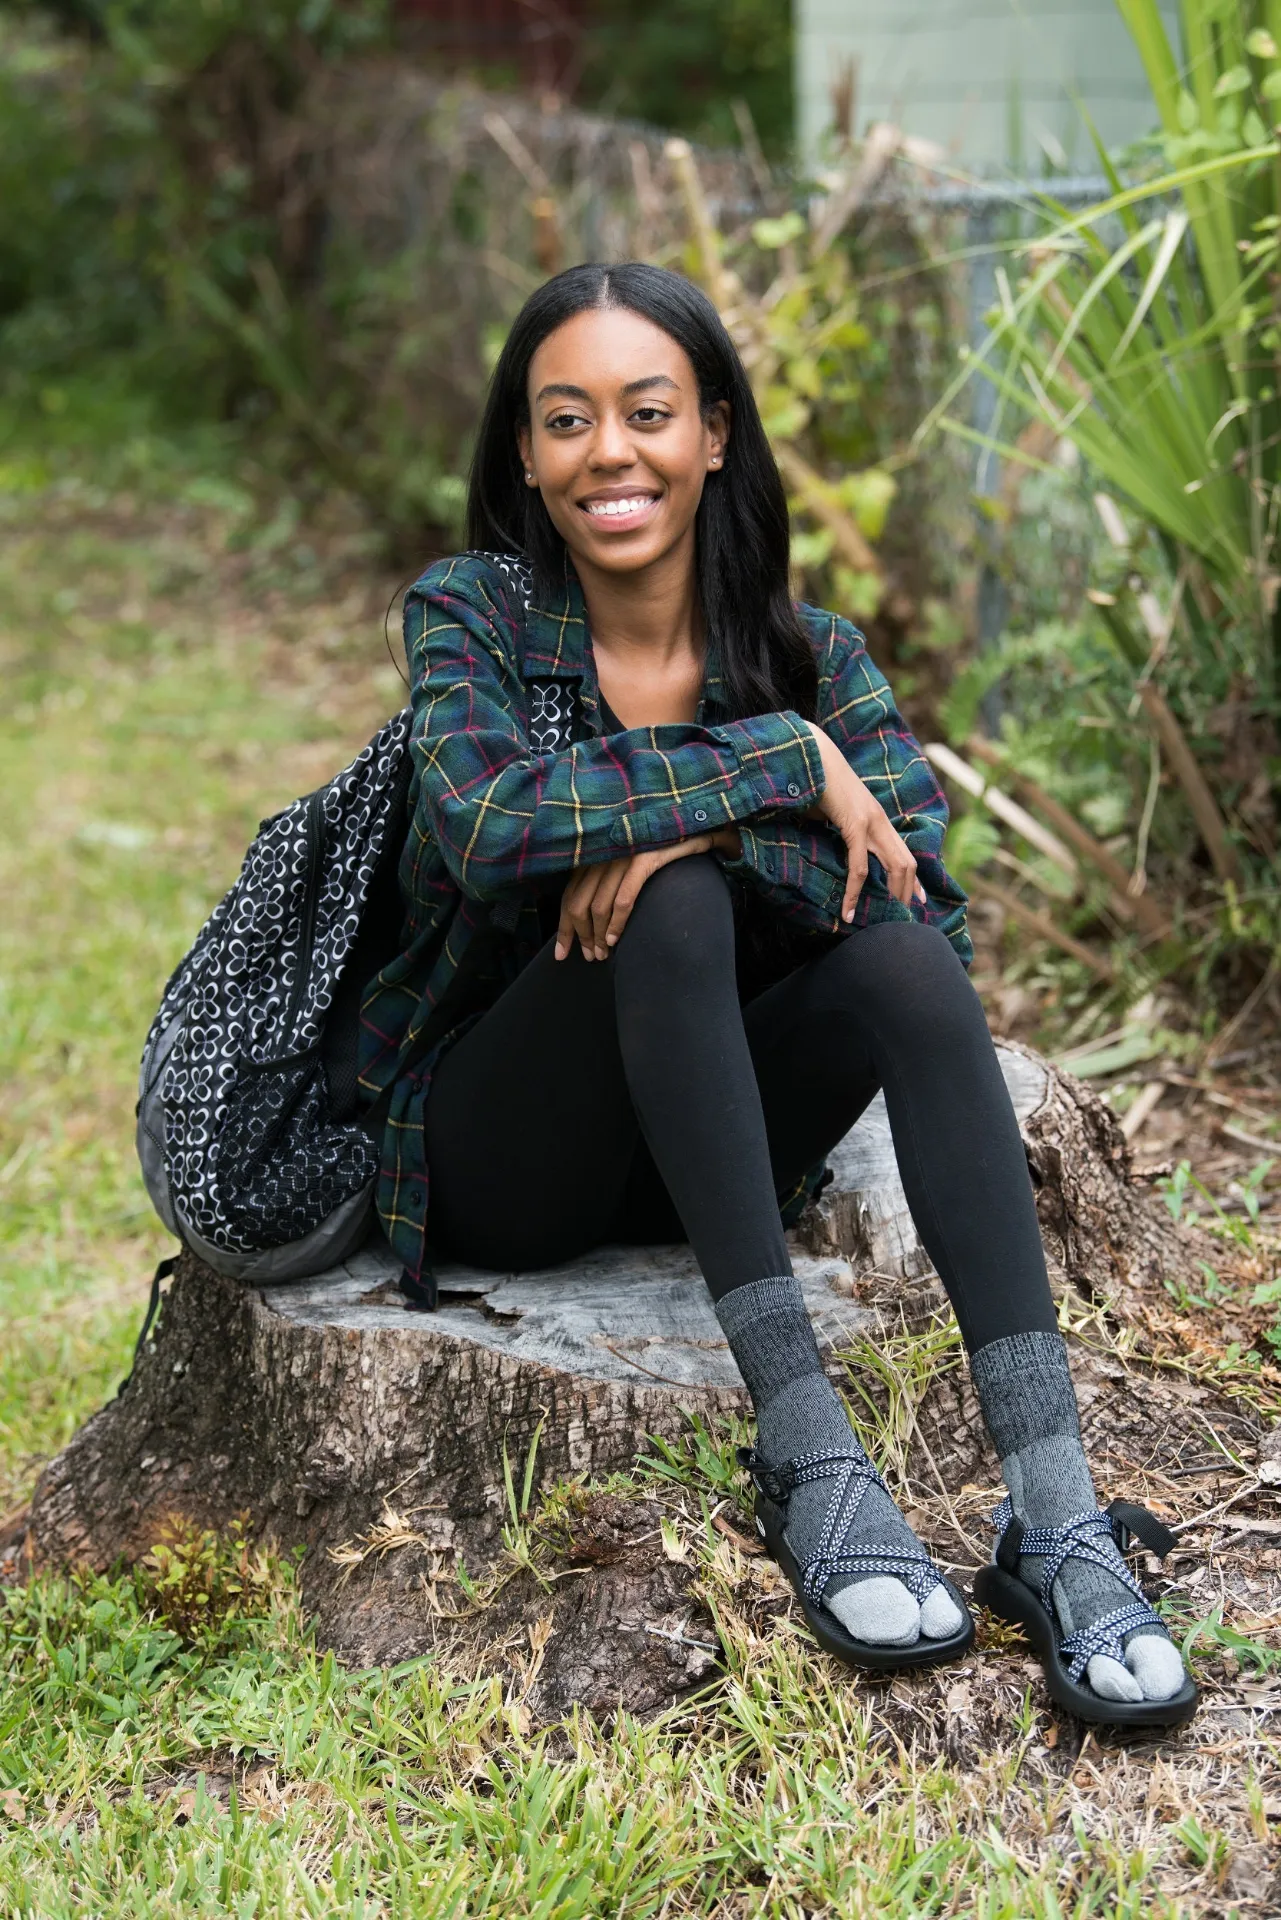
[928,1,1280,658]
[920,0,1281,1003]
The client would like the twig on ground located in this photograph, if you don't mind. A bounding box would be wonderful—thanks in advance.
[969,878,1112,979]
[643,1620,720,1653]
[1220,1122,1280,1158]
[712,1512,764,1556]
[1122,1079,1167,1140]
[1171,1480,1264,1536]
[966,735,1173,938]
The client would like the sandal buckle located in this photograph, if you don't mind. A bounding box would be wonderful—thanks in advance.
[736,1446,792,1504]
[1106,1498,1178,1561]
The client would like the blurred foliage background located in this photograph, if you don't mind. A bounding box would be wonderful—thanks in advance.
[0,15,1278,1899]
[0,0,1277,1036]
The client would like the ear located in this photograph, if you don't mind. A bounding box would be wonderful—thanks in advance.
[516,424,536,484]
[705,400,731,470]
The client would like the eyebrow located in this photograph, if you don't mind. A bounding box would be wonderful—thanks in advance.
[534,374,681,404]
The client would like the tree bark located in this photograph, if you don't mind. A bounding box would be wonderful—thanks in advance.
[18,1044,1220,1699]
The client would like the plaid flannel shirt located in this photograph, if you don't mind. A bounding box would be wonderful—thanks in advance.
[359,551,969,1285]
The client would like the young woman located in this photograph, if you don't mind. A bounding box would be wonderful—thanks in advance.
[360,262,1195,1728]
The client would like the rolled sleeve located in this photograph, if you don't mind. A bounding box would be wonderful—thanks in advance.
[606,710,823,852]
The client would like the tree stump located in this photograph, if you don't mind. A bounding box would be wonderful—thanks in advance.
[20,1043,1213,1694]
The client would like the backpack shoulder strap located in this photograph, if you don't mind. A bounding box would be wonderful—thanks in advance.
[116,1257,177,1395]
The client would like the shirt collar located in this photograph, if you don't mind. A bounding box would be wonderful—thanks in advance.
[521,564,591,678]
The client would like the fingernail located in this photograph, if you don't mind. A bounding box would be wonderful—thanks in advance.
[606,933,617,945]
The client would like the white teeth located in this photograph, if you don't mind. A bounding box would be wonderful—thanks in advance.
[586,497,652,517]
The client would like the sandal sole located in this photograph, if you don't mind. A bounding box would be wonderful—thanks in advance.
[757,1493,976,1674]
[974,1562,1199,1729]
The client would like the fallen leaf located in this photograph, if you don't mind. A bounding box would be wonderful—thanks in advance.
[169,1790,197,1824]
[1044,1722,1060,1749]
[0,1790,25,1825]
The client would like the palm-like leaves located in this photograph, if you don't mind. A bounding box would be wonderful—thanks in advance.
[923,0,1281,677]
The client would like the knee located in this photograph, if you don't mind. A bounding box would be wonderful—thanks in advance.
[613,853,734,987]
[832,919,981,1042]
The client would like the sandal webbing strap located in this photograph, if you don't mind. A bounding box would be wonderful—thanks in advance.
[989,1495,1166,1679]
[991,1496,1149,1615]
[738,1446,943,1607]
[1058,1603,1167,1683]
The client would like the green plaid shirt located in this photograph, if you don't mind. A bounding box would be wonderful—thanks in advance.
[360,551,969,1284]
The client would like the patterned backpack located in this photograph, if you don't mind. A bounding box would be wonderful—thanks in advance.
[134,553,576,1296]
[135,707,415,1282]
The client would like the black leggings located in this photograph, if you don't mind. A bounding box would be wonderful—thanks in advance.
[425,856,1056,1353]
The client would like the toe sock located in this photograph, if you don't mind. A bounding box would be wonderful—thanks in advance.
[971,1331,1186,1703]
[717,1276,962,1645]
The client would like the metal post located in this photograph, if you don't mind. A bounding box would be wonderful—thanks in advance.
[967,199,1007,734]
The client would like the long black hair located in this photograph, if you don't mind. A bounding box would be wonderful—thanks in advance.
[466,262,818,722]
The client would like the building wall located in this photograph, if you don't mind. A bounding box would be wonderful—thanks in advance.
[796,0,1180,173]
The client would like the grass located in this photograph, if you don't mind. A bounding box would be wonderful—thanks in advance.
[0,1537,1241,1920]
[0,465,397,1510]
[1,467,1278,1915]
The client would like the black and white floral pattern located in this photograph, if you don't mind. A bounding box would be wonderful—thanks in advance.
[527,680,581,754]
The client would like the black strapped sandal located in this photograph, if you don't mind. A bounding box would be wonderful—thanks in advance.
[738,1445,975,1673]
[973,1495,1199,1728]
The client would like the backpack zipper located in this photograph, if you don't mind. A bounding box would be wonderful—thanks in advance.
[284,787,326,1048]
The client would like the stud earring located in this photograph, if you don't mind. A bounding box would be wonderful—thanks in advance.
[525,470,535,483]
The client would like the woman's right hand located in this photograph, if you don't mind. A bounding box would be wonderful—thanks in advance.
[804,721,927,923]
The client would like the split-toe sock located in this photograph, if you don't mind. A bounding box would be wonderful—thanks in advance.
[717,1276,962,1647]
[971,1333,1188,1703]
[758,1373,964,1644]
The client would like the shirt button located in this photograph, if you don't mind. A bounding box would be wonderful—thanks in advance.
[787,782,801,797]
[408,1189,423,1208]
[693,808,708,823]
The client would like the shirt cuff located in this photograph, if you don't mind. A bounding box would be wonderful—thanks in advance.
[721,823,845,924]
[607,710,823,850]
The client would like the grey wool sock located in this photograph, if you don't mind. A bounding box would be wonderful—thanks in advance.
[717,1276,962,1646]
[970,1330,1185,1702]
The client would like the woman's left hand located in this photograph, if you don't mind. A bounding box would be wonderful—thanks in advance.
[556,827,741,961]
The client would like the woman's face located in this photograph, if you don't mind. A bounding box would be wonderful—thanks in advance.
[517,306,729,577]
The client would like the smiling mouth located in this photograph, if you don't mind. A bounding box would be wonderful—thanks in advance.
[580,495,659,523]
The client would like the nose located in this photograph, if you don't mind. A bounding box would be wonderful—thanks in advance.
[587,409,637,470]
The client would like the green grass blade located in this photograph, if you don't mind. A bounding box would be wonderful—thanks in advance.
[1109,208,1190,363]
